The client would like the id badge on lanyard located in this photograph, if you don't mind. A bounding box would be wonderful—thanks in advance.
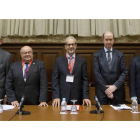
[66,75,74,83]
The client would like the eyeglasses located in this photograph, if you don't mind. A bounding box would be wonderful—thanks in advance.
[65,43,76,47]
[21,51,33,55]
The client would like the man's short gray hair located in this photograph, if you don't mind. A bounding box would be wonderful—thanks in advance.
[65,36,77,44]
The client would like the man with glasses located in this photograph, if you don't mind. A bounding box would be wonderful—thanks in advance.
[0,36,11,104]
[94,31,127,105]
[6,46,48,106]
[52,36,91,106]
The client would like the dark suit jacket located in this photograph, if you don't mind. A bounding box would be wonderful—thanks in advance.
[6,59,48,105]
[51,55,89,105]
[129,55,140,103]
[94,48,127,104]
[0,48,11,99]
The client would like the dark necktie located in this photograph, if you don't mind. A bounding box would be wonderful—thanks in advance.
[107,51,112,70]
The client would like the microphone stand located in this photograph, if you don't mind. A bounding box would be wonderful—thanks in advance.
[16,104,30,115]
[90,104,104,114]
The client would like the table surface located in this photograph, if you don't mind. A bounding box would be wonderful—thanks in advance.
[0,104,140,121]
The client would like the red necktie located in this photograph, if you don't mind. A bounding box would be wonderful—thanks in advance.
[69,57,73,74]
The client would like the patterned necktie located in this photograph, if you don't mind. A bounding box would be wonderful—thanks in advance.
[107,51,112,70]
[69,57,73,74]
[24,63,29,80]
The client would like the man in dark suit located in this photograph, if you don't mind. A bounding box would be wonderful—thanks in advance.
[52,36,91,106]
[0,36,11,104]
[129,56,140,103]
[6,46,48,106]
[94,31,127,105]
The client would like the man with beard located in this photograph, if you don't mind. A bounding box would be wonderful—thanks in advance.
[6,46,48,106]
[52,36,91,106]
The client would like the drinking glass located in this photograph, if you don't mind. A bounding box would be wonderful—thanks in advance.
[0,99,3,113]
[70,100,77,114]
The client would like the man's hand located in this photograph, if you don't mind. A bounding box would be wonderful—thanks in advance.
[52,99,60,107]
[106,85,117,93]
[3,97,7,104]
[11,101,19,106]
[105,85,116,98]
[107,92,114,99]
[82,99,91,106]
[38,102,48,107]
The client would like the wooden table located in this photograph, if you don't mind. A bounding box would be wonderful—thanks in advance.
[0,105,140,121]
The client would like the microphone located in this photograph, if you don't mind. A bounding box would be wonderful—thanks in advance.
[90,95,104,114]
[16,95,30,115]
[18,96,25,109]
[94,95,102,110]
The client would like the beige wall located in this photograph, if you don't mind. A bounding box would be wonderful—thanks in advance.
[2,35,140,44]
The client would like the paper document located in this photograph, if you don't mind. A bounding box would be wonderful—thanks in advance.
[131,111,140,114]
[110,104,132,110]
[2,105,15,110]
[66,105,81,110]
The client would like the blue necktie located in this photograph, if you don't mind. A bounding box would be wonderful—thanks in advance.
[25,63,29,73]
[24,63,29,80]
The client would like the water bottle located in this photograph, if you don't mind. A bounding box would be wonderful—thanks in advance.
[131,97,138,112]
[61,98,67,113]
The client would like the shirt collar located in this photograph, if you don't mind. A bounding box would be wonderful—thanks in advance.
[104,47,113,52]
[66,53,75,58]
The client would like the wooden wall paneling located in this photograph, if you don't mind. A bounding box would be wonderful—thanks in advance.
[40,47,63,102]
[89,87,96,104]
[6,48,21,63]
[76,52,94,83]
[11,52,19,63]
[1,43,140,103]
[123,50,137,82]
[33,52,38,59]
[125,85,131,103]
[41,50,62,83]
[76,52,95,103]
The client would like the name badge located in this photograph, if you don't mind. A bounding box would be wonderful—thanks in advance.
[66,75,74,83]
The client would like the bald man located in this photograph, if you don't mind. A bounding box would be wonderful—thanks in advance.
[94,31,127,105]
[6,46,48,107]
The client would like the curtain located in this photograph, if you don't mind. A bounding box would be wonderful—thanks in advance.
[0,19,140,38]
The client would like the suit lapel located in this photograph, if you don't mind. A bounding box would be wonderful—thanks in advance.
[71,55,80,74]
[111,49,117,71]
[102,49,110,71]
[0,48,4,62]
[62,55,70,74]
[17,61,25,83]
[26,59,36,82]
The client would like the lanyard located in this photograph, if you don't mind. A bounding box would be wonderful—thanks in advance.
[21,60,33,77]
[66,54,75,74]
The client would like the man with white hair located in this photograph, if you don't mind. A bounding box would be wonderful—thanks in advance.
[52,36,91,106]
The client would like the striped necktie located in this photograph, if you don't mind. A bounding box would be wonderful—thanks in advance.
[24,63,29,80]
[107,51,112,70]
[69,57,74,74]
